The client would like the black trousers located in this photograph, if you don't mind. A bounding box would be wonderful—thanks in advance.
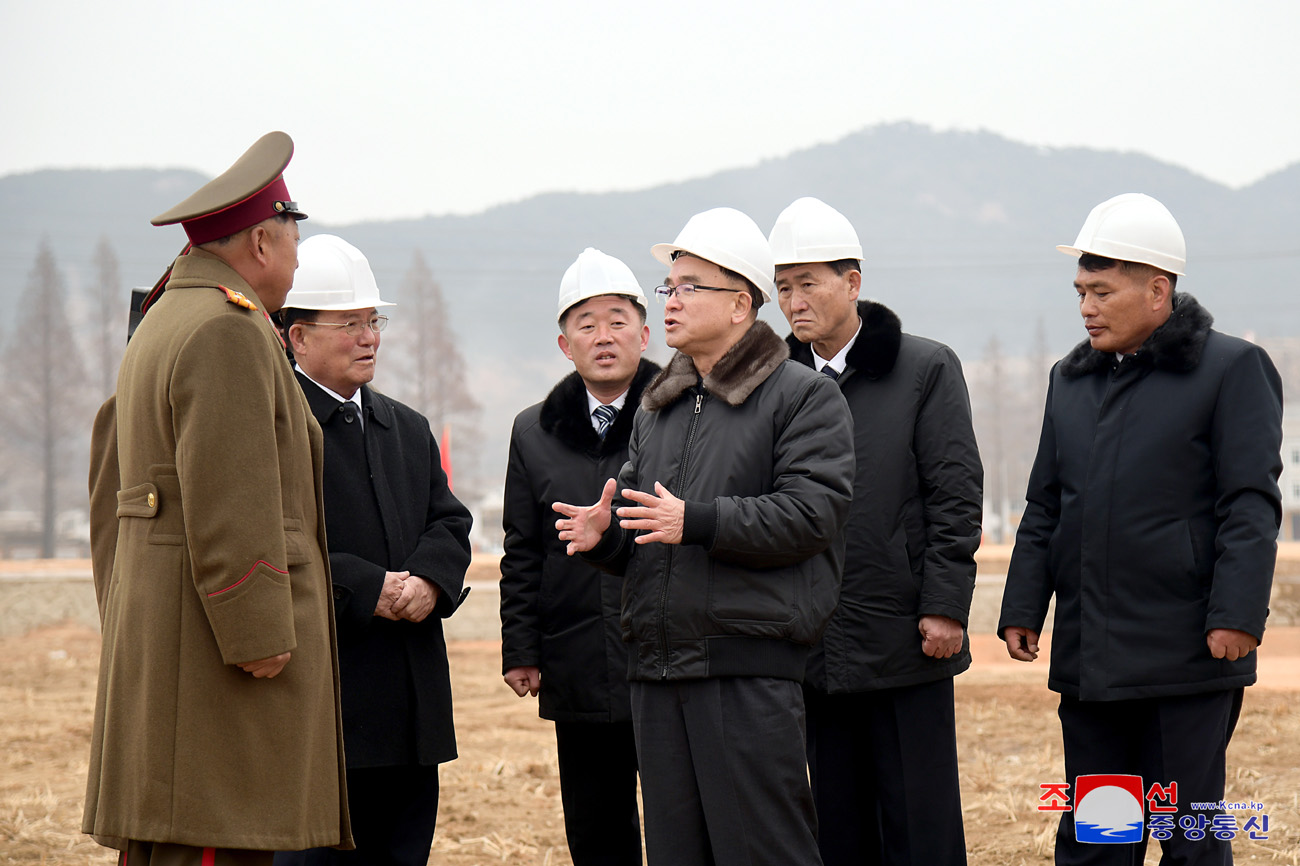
[554,719,643,865]
[1055,689,1243,866]
[631,677,821,866]
[274,764,440,866]
[804,677,966,866]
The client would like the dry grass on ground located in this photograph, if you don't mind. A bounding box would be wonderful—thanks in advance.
[2,626,1297,865]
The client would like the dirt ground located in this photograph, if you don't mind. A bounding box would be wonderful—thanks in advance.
[2,625,1297,865]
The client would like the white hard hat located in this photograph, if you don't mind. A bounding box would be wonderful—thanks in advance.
[284,234,396,311]
[769,197,863,265]
[651,207,776,302]
[1058,193,1186,276]
[557,247,648,322]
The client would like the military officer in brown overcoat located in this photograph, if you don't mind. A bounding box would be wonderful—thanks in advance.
[84,132,352,866]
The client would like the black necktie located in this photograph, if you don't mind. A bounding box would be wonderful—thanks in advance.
[821,365,840,381]
[593,404,619,439]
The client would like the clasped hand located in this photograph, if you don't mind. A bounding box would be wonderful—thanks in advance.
[375,570,439,622]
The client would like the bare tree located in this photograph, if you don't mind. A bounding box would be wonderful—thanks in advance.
[1030,316,1052,427]
[92,237,126,401]
[3,240,90,556]
[379,251,482,491]
[980,335,1013,543]
[966,329,1059,546]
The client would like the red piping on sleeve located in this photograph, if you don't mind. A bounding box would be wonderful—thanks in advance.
[207,560,288,597]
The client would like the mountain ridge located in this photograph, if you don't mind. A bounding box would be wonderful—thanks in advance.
[3,122,1296,489]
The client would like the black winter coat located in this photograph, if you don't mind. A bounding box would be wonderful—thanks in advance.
[998,295,1282,701]
[499,360,660,723]
[585,322,855,682]
[787,301,983,693]
[297,373,472,767]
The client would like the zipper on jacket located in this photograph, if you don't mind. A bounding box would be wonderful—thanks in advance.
[657,389,706,678]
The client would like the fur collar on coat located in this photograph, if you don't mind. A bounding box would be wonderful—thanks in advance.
[642,320,789,411]
[784,299,903,379]
[1059,292,1214,379]
[539,359,661,456]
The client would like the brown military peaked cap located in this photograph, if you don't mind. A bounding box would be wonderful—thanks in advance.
[152,131,308,245]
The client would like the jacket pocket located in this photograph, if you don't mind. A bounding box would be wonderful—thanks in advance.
[282,517,311,566]
[707,559,796,637]
[883,522,919,615]
[1185,520,1215,591]
[116,482,157,518]
[1131,522,1203,604]
[117,469,184,546]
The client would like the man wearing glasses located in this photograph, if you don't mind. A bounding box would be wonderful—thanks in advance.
[276,234,472,866]
[555,208,854,866]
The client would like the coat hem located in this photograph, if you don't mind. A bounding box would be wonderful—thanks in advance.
[1049,673,1258,701]
[812,654,971,694]
[627,636,811,682]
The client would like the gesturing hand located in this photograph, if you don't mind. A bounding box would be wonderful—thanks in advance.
[553,478,617,555]
[618,482,684,545]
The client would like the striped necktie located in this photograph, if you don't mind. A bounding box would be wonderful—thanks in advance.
[593,404,619,439]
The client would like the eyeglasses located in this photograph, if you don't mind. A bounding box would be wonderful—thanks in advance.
[298,315,388,337]
[654,284,744,301]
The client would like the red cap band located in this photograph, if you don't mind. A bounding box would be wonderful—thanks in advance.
[181,176,293,245]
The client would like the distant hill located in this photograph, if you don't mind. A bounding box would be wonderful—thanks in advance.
[3,122,1298,493]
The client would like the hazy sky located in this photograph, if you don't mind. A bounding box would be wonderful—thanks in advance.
[3,1,1298,225]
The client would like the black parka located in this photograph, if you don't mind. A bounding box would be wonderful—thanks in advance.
[298,374,472,768]
[499,360,660,722]
[787,301,983,693]
[998,295,1282,701]
[584,322,855,683]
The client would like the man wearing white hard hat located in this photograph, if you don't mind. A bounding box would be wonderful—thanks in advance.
[274,235,472,866]
[555,208,855,865]
[500,248,657,865]
[999,194,1282,865]
[770,197,982,866]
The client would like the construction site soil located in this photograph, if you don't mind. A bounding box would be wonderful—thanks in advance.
[2,624,1297,865]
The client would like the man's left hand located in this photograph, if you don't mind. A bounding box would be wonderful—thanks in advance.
[919,615,964,659]
[618,482,685,545]
[1207,628,1258,661]
[238,652,291,678]
[392,575,440,623]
